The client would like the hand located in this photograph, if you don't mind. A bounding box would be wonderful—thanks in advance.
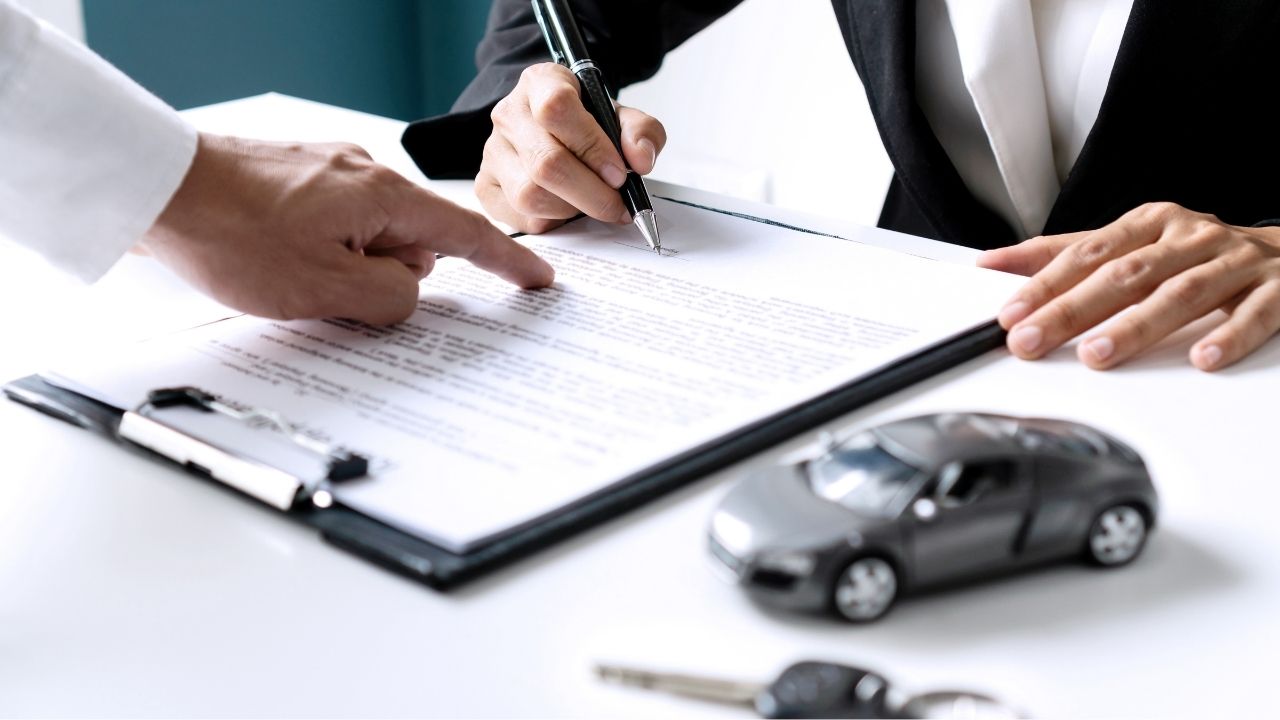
[978,202,1280,372]
[142,133,554,324]
[477,62,667,234]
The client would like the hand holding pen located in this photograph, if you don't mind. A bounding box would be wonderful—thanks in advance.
[474,0,667,249]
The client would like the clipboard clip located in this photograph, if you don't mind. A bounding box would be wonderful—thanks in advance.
[117,387,368,511]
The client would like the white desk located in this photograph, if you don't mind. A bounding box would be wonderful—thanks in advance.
[2,94,1277,718]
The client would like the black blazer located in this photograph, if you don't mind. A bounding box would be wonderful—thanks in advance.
[403,0,1280,250]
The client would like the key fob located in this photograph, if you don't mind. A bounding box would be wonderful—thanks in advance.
[755,661,892,719]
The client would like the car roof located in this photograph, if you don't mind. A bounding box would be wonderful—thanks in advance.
[870,413,1023,470]
[870,413,1127,471]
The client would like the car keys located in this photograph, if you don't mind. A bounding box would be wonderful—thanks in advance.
[597,660,890,718]
[595,661,1019,719]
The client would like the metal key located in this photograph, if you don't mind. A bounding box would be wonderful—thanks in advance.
[596,661,1019,719]
[597,661,893,718]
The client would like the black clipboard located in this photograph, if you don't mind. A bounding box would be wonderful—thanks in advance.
[2,205,1007,590]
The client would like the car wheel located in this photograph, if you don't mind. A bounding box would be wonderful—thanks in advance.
[831,557,898,623]
[1086,504,1148,567]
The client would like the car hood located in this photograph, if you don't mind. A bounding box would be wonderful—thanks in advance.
[710,463,889,558]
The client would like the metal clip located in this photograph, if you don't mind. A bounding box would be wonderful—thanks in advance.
[117,387,368,511]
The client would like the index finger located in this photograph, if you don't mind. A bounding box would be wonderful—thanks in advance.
[1021,207,1173,301]
[995,210,1168,329]
[977,232,1083,276]
[526,64,628,185]
[384,183,555,289]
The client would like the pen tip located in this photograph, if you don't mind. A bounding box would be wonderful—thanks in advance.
[634,210,662,254]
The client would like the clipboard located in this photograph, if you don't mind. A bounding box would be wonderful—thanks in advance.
[1,205,1008,590]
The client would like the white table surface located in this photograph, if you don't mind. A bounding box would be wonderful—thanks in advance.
[2,94,1277,718]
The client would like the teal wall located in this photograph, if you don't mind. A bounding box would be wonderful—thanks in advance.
[83,0,492,121]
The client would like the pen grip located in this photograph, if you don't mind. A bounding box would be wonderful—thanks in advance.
[575,66,649,216]
[575,67,624,156]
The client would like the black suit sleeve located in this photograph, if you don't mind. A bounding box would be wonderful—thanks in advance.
[403,0,745,179]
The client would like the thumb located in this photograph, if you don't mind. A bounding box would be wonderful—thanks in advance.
[325,253,422,325]
[618,105,667,175]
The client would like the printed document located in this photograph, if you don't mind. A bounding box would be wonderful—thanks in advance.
[46,198,1023,551]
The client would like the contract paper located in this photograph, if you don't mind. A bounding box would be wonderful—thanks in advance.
[46,198,1024,551]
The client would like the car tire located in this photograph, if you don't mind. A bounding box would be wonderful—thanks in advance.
[831,557,898,623]
[1085,504,1148,567]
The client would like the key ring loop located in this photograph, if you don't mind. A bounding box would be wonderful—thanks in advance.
[899,689,1023,719]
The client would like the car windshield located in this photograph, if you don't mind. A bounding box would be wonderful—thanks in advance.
[806,433,922,517]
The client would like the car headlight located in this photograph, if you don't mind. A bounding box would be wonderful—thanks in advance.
[710,512,753,556]
[755,550,816,576]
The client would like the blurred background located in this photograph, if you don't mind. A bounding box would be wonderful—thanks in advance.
[21,0,891,225]
[82,0,488,120]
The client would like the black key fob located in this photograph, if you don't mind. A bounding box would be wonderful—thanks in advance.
[755,661,892,719]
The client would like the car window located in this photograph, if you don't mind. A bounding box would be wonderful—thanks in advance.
[1065,427,1109,455]
[807,433,923,518]
[933,460,1018,508]
[1017,425,1108,456]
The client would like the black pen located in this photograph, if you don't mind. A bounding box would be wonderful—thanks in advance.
[532,0,662,253]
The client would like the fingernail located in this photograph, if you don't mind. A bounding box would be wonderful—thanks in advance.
[1010,325,1043,354]
[600,163,627,188]
[998,300,1031,327]
[618,208,633,224]
[638,138,656,170]
[1195,344,1223,369]
[1082,336,1115,363]
[535,258,556,287]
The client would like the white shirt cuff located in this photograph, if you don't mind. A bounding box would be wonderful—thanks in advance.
[0,3,197,282]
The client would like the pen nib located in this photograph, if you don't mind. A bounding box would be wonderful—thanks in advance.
[633,209,662,254]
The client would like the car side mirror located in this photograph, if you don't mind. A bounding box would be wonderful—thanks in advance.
[912,498,938,522]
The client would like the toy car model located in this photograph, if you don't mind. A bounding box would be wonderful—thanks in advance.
[707,413,1157,622]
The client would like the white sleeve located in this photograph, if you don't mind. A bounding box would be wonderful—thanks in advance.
[0,1,197,282]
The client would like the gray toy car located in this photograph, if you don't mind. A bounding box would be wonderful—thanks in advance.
[708,413,1157,622]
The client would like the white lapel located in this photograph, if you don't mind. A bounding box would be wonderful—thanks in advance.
[943,0,1060,237]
